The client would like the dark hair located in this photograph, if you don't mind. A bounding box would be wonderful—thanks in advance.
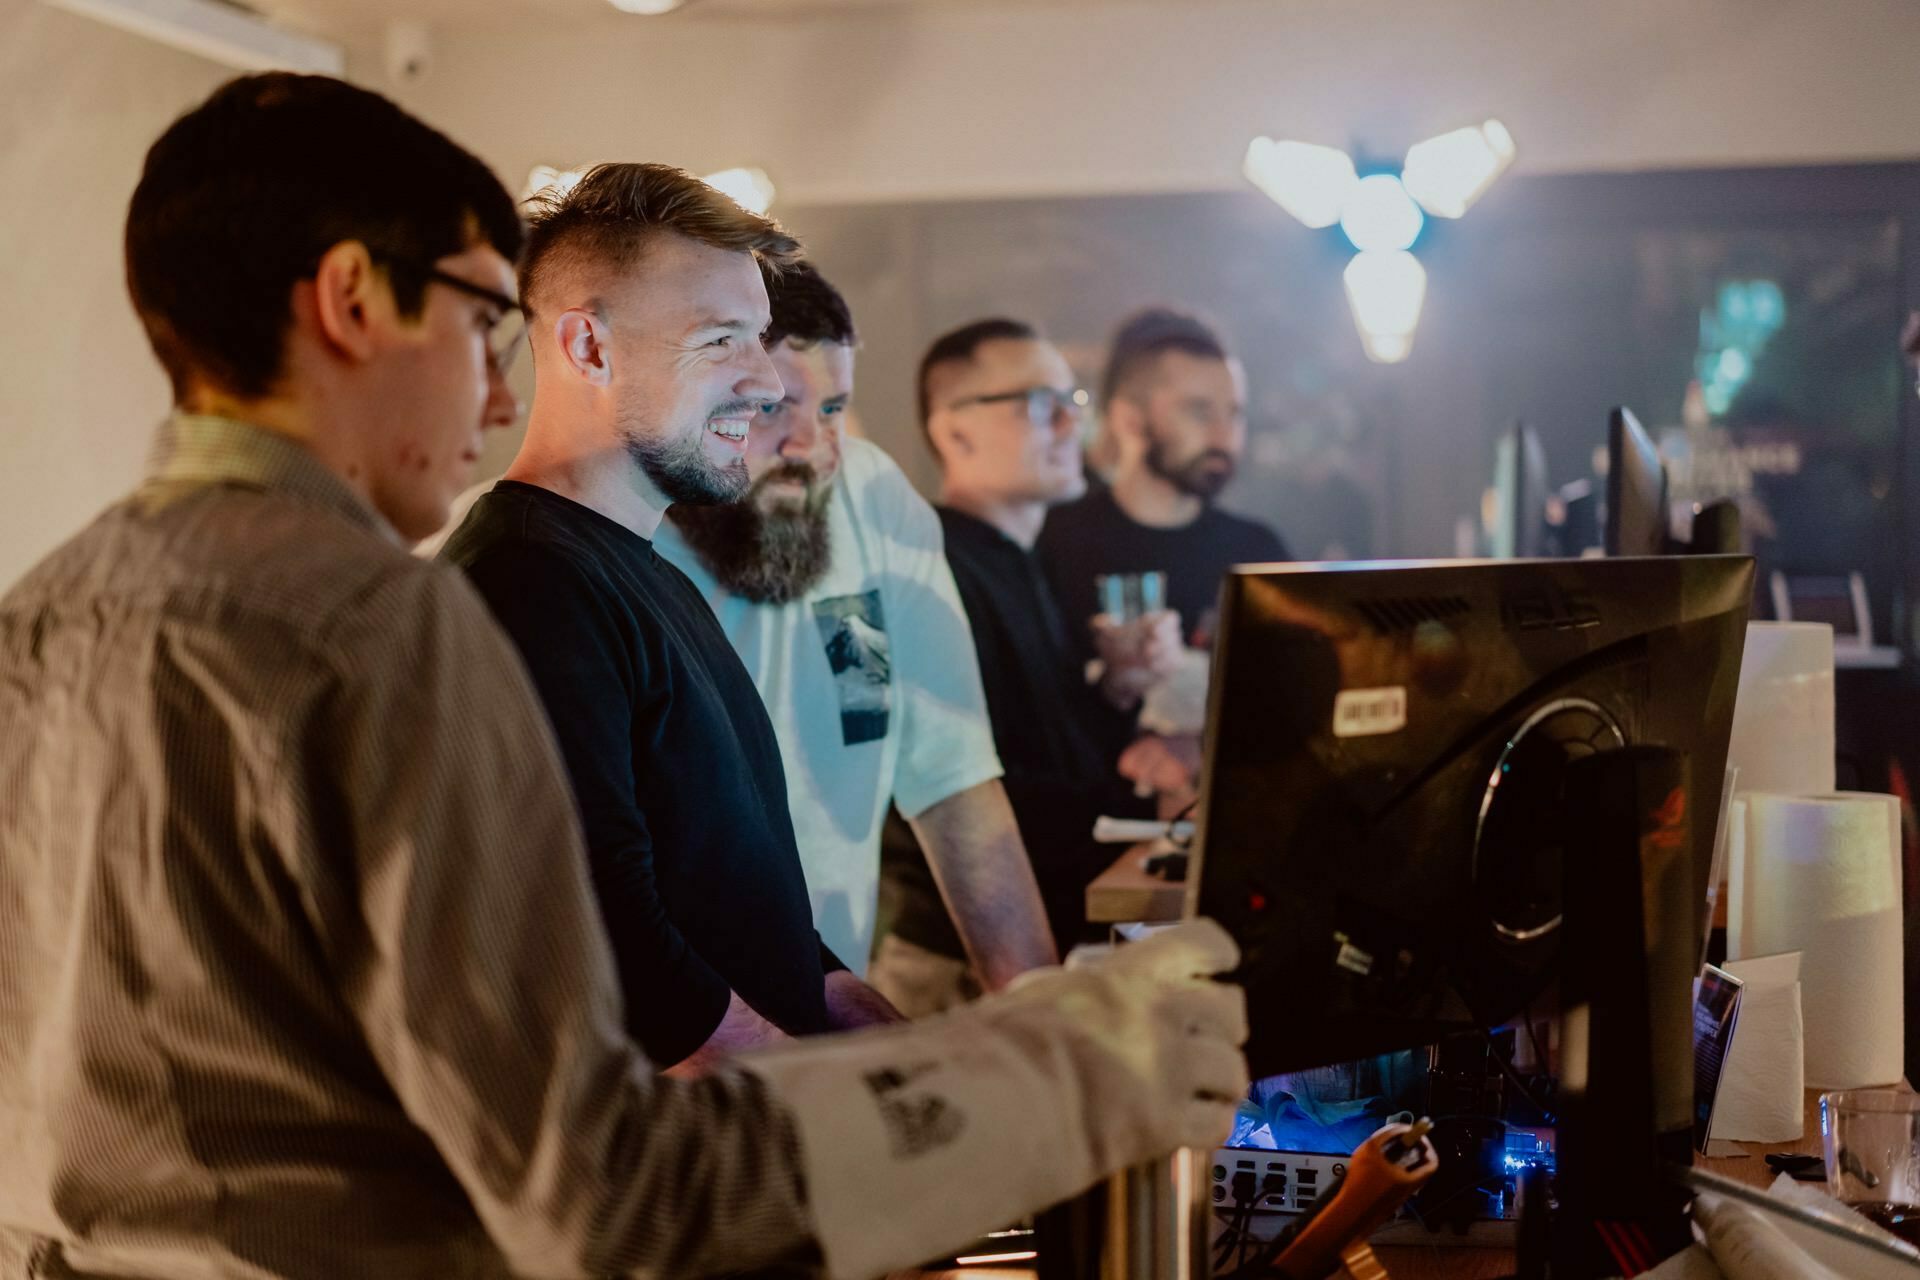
[126,72,522,401]
[1098,306,1231,409]
[520,162,802,322]
[765,260,856,349]
[915,316,1041,429]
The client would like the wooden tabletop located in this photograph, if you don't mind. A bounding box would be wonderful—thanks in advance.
[1086,841,1187,924]
[1697,1087,1829,1188]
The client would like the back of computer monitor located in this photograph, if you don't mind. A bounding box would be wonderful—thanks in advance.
[1606,407,1669,557]
[1689,499,1743,555]
[1188,555,1754,1078]
[1515,425,1553,558]
[1490,423,1555,559]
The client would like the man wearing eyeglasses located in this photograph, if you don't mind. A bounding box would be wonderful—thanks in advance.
[874,318,1167,1014]
[0,76,1253,1280]
[652,264,1058,1006]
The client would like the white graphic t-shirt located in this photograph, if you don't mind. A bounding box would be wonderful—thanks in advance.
[654,437,1003,973]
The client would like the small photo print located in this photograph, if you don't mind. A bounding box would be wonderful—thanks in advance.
[814,589,892,745]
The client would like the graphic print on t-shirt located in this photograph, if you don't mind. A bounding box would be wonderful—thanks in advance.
[813,589,892,745]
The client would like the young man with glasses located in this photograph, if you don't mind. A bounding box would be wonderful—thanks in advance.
[874,319,1168,1014]
[0,76,1250,1279]
[653,265,1058,999]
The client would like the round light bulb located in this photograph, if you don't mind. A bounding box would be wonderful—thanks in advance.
[1339,174,1425,254]
[1342,250,1428,364]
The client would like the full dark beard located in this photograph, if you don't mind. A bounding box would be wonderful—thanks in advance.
[671,477,833,604]
[1145,429,1235,501]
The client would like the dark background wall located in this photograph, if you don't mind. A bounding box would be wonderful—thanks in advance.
[782,161,1920,650]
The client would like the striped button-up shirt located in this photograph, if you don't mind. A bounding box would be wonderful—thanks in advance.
[0,415,814,1278]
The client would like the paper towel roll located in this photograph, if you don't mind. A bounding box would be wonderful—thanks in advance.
[1726,623,1835,798]
[1730,792,1904,1089]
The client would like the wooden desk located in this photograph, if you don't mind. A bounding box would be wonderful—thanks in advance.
[1697,1088,1826,1189]
[1087,842,1186,925]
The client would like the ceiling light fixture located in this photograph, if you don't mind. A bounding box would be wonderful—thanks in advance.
[1245,120,1515,363]
[523,164,587,205]
[607,0,688,13]
[701,166,776,216]
[1242,138,1355,231]
[1400,120,1515,220]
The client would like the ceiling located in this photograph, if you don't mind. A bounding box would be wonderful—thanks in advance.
[257,0,1143,38]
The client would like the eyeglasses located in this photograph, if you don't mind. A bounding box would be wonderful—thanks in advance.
[376,254,527,376]
[423,266,526,376]
[948,385,1090,429]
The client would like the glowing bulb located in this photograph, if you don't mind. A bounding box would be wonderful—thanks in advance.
[1338,174,1424,253]
[702,166,776,215]
[1401,119,1515,219]
[1343,250,1428,364]
[607,0,685,12]
[1243,137,1358,230]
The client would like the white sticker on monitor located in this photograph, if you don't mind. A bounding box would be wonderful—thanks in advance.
[1333,687,1407,738]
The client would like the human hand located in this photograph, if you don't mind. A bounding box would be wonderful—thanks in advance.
[1118,733,1202,805]
[997,919,1249,1169]
[1093,610,1183,709]
[823,969,907,1030]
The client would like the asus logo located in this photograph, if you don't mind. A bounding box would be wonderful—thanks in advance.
[1500,584,1601,632]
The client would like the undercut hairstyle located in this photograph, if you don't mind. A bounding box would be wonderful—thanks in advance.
[126,72,522,401]
[915,316,1042,432]
[1098,307,1232,410]
[764,260,857,350]
[519,162,802,323]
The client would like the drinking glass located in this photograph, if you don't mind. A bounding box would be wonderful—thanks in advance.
[1821,1088,1920,1244]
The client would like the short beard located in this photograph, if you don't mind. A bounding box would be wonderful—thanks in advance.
[1144,419,1235,501]
[620,405,753,508]
[671,464,834,604]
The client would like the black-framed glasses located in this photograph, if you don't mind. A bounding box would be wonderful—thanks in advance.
[376,254,526,375]
[949,385,1090,428]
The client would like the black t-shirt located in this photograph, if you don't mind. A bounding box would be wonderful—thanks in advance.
[883,508,1148,957]
[1035,485,1289,654]
[443,482,840,1065]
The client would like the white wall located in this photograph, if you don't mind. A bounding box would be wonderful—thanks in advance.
[0,0,232,588]
[389,0,1920,206]
[5,0,1920,585]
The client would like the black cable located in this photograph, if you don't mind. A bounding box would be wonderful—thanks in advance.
[1483,1028,1557,1124]
[1450,983,1559,1124]
[1213,1179,1259,1271]
[1213,1200,1255,1272]
[1225,1171,1346,1279]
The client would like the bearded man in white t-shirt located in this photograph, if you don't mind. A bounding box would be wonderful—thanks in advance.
[654,261,1059,992]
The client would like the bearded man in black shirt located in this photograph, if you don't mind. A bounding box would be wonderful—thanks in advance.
[443,163,902,1073]
[1037,307,1289,655]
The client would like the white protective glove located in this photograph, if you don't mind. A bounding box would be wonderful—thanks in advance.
[742,918,1249,1280]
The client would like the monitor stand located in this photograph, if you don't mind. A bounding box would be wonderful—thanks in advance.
[1515,745,1697,1278]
